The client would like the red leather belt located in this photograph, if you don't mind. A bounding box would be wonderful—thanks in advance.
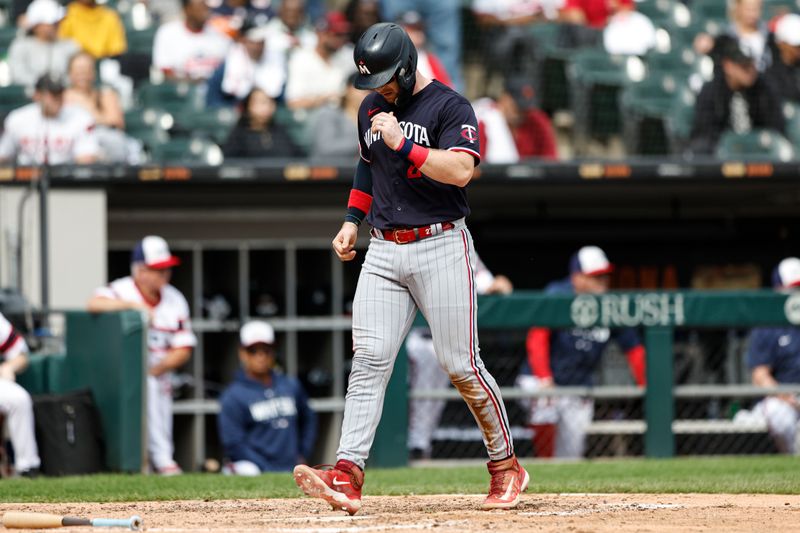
[373,221,455,244]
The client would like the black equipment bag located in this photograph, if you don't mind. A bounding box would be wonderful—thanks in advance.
[32,389,106,476]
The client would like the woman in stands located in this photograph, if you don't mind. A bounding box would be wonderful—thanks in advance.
[222,88,304,158]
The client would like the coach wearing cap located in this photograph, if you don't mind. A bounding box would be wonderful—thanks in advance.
[689,34,786,154]
[88,235,196,475]
[217,320,316,474]
[745,257,800,454]
[516,246,646,458]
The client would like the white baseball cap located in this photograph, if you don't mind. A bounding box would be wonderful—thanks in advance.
[570,246,614,276]
[26,0,65,29]
[131,236,181,269]
[775,14,800,47]
[240,320,275,347]
[773,257,800,288]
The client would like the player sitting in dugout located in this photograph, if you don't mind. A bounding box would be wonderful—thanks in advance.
[217,320,317,475]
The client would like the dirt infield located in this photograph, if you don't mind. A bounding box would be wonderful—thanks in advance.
[2,494,799,532]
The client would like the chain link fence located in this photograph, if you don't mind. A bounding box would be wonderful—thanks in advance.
[407,327,797,460]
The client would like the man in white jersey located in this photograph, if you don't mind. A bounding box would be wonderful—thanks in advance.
[0,74,99,165]
[153,0,231,82]
[0,312,41,477]
[87,236,196,475]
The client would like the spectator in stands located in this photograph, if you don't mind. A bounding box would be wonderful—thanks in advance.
[744,257,800,454]
[516,246,645,458]
[217,320,317,474]
[559,0,632,29]
[345,0,381,46]
[222,88,304,158]
[87,236,196,475]
[8,0,79,89]
[396,11,452,86]
[58,0,127,59]
[729,0,771,71]
[471,0,542,83]
[308,73,368,160]
[382,0,462,91]
[0,74,99,165]
[764,14,800,103]
[406,255,512,460]
[284,11,350,112]
[602,8,656,56]
[206,17,285,107]
[690,35,785,155]
[263,0,316,61]
[64,51,143,163]
[209,0,273,39]
[474,77,558,163]
[0,311,41,478]
[153,0,231,83]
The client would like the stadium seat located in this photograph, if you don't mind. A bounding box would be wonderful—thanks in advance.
[716,129,795,161]
[0,84,29,123]
[783,102,800,151]
[690,0,730,23]
[172,106,238,145]
[645,47,699,78]
[665,86,696,155]
[136,82,201,114]
[124,108,171,154]
[761,0,800,19]
[0,25,17,50]
[126,27,157,55]
[273,105,312,152]
[635,0,691,30]
[150,137,224,165]
[566,47,640,147]
[620,74,682,155]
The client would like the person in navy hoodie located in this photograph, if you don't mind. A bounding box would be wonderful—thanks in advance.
[218,320,317,474]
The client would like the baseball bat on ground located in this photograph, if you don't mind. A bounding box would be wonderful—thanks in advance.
[2,512,142,530]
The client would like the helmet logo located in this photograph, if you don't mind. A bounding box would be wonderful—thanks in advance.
[357,61,371,75]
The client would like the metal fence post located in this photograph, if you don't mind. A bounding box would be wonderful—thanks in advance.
[644,326,675,457]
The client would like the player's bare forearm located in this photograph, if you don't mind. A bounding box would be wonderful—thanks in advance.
[149,346,192,376]
[417,149,475,187]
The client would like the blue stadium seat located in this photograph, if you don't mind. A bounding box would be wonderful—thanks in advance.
[665,86,696,155]
[620,73,683,155]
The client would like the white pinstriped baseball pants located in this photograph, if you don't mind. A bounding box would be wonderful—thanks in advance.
[337,219,514,468]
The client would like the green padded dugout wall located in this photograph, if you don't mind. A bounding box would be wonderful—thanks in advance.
[17,311,147,472]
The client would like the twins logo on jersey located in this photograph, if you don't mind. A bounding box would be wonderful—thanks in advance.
[363,121,430,149]
[460,124,478,143]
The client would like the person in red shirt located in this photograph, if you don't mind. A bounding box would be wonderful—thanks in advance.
[475,77,558,163]
[560,0,633,29]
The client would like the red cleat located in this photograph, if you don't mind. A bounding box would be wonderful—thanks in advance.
[293,460,364,515]
[481,455,529,510]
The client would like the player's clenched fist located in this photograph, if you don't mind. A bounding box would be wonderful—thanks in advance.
[332,221,359,261]
[370,112,403,150]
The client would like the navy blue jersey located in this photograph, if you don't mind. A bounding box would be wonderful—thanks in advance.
[530,278,642,386]
[746,327,800,383]
[217,370,317,472]
[357,80,481,229]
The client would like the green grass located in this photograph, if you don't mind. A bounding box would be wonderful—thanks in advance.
[1,456,798,502]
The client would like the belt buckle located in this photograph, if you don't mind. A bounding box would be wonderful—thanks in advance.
[393,229,414,244]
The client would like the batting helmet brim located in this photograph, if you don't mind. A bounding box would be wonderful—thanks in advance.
[353,67,396,90]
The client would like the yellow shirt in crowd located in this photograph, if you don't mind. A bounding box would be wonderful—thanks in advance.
[58,2,127,58]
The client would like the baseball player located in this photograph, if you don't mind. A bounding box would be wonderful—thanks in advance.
[293,23,527,515]
[0,312,41,477]
[517,246,646,458]
[217,320,317,475]
[87,236,196,475]
[407,255,513,460]
[744,257,800,454]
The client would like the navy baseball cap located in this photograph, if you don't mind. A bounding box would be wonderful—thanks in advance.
[771,257,800,288]
[569,246,614,276]
[131,236,181,269]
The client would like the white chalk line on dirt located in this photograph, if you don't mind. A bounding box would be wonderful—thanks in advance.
[148,520,468,533]
[519,502,684,517]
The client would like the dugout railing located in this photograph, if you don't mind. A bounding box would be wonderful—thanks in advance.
[372,290,800,466]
